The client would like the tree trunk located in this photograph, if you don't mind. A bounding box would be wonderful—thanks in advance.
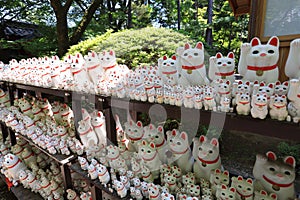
[177,0,181,30]
[50,0,73,57]
[127,0,132,28]
[70,0,103,45]
[206,0,213,46]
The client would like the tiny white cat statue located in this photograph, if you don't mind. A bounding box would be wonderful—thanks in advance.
[269,94,288,121]
[84,51,103,85]
[254,190,277,200]
[193,135,221,182]
[274,81,289,96]
[253,151,296,200]
[158,55,178,85]
[167,131,194,174]
[176,42,210,87]
[251,93,268,119]
[287,79,300,123]
[3,153,28,186]
[238,36,279,83]
[90,110,107,145]
[285,38,300,79]
[77,119,98,148]
[209,52,235,83]
[231,176,254,200]
[209,169,230,194]
[216,184,237,200]
[236,93,251,115]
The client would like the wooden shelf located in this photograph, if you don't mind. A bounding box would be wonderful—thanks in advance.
[104,96,300,141]
[0,173,43,200]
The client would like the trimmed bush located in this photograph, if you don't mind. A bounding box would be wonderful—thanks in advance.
[67,27,196,69]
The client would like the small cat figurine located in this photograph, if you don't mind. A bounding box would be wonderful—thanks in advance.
[287,79,300,123]
[176,42,210,87]
[124,120,144,152]
[238,36,279,83]
[274,81,289,96]
[251,93,268,119]
[216,184,237,200]
[209,52,235,83]
[269,94,288,121]
[231,176,254,200]
[210,169,230,195]
[231,80,251,106]
[252,151,296,200]
[254,190,277,200]
[252,82,274,104]
[236,93,251,115]
[285,38,300,79]
[193,135,221,182]
[158,55,178,85]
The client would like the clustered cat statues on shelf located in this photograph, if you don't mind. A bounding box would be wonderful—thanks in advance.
[0,137,67,200]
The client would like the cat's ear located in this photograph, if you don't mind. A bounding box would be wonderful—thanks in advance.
[227,52,234,59]
[246,178,253,185]
[171,55,176,60]
[180,132,188,141]
[282,95,286,99]
[157,126,163,133]
[172,129,177,136]
[275,81,281,85]
[221,184,227,189]
[109,50,115,56]
[268,36,279,47]
[195,42,203,50]
[268,83,274,88]
[229,187,236,193]
[260,190,267,195]
[223,170,229,176]
[284,156,296,168]
[266,151,277,160]
[237,175,243,181]
[216,52,222,59]
[283,81,289,86]
[215,168,221,174]
[199,135,206,143]
[149,142,156,149]
[163,55,168,60]
[251,37,261,47]
[184,43,191,50]
[136,121,143,128]
[226,80,231,85]
[270,193,277,199]
[142,140,147,146]
[260,82,265,87]
[210,138,219,147]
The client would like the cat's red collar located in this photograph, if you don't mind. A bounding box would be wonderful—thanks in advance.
[237,190,253,198]
[239,101,250,105]
[215,71,234,76]
[103,64,116,70]
[7,158,21,169]
[273,104,286,109]
[247,64,277,72]
[198,155,220,164]
[182,63,204,70]
[142,151,158,161]
[162,70,177,75]
[155,139,165,148]
[171,147,189,155]
[263,175,294,188]
[87,64,100,71]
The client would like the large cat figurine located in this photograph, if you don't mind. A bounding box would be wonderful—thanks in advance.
[209,52,235,83]
[252,151,296,200]
[285,38,300,79]
[176,42,210,87]
[238,36,279,83]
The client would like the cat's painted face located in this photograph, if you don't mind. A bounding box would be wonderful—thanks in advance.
[246,36,279,66]
[180,42,204,66]
[197,135,219,161]
[218,185,236,200]
[212,169,230,186]
[215,52,235,72]
[274,81,289,96]
[139,141,157,160]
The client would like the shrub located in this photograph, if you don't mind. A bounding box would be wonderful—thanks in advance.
[67,27,196,69]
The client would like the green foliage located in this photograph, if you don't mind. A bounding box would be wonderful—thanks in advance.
[67,30,113,56]
[277,142,300,165]
[68,27,195,68]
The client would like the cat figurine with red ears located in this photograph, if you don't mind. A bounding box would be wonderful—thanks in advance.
[176,42,210,87]
[216,184,237,200]
[252,151,296,200]
[287,79,300,123]
[274,81,289,96]
[231,176,254,200]
[254,190,277,200]
[192,135,221,181]
[124,120,144,152]
[285,38,300,79]
[209,52,235,83]
[251,93,268,119]
[238,36,279,83]
[269,94,288,121]
[158,55,179,85]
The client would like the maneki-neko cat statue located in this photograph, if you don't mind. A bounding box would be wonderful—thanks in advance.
[285,38,300,79]
[238,36,279,83]
[176,42,210,87]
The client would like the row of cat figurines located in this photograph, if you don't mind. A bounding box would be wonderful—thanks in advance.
[1,36,299,91]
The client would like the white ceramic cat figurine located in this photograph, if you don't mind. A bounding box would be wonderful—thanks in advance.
[3,153,28,186]
[251,93,268,119]
[209,52,235,83]
[209,169,229,194]
[269,94,288,121]
[236,93,251,115]
[177,42,210,87]
[158,55,178,85]
[84,51,103,85]
[218,96,233,112]
[124,120,144,152]
[287,79,300,123]
[216,184,237,200]
[254,190,277,200]
[252,151,296,200]
[113,180,127,198]
[90,110,107,145]
[77,119,98,148]
[274,81,289,96]
[193,135,221,182]
[285,38,300,79]
[231,176,254,200]
[203,87,217,111]
[238,36,279,83]
[232,80,251,106]
[138,140,162,179]
[167,131,194,174]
